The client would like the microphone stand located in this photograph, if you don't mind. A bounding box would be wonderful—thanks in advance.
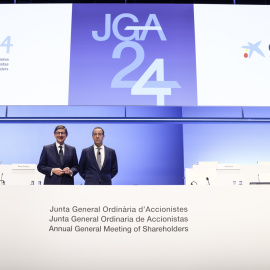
[0,173,5,185]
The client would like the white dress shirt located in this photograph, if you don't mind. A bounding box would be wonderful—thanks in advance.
[94,144,105,168]
[56,142,65,154]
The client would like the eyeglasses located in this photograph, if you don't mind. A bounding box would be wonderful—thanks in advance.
[55,132,66,135]
[93,133,103,137]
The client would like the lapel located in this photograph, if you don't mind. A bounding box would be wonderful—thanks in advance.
[53,143,62,166]
[63,144,69,167]
[90,145,100,170]
[102,146,109,170]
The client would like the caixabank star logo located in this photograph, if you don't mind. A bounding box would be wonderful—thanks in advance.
[242,41,265,59]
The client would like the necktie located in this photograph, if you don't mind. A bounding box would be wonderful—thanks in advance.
[97,147,102,170]
[59,145,64,165]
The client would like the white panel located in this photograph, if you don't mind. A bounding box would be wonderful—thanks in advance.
[1,186,270,270]
[0,4,72,105]
[0,164,44,185]
[195,5,270,106]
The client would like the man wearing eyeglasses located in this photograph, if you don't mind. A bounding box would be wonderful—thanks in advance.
[37,125,79,185]
[79,127,118,185]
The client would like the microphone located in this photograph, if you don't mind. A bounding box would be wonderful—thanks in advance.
[98,151,101,155]
[206,177,210,185]
[0,173,5,185]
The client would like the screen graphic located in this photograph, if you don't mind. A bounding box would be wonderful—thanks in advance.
[194,5,270,106]
[68,4,197,106]
[2,4,270,106]
[0,4,72,105]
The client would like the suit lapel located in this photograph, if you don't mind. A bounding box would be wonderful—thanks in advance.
[62,144,69,167]
[53,143,62,167]
[90,146,100,170]
[102,146,109,170]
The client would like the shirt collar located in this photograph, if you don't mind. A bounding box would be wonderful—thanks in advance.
[94,144,104,150]
[56,142,65,148]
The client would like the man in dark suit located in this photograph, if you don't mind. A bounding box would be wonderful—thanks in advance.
[37,125,79,185]
[79,127,118,185]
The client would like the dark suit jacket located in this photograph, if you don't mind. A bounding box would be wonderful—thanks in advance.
[79,145,118,185]
[37,143,79,185]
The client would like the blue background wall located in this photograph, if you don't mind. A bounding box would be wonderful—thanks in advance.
[0,106,184,185]
[183,123,270,169]
[2,105,270,185]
